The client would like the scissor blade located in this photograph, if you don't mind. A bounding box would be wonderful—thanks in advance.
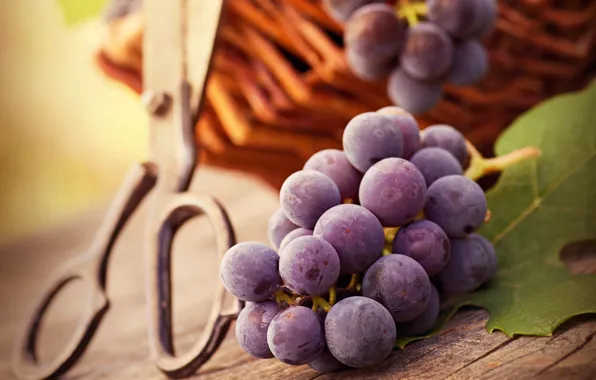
[144,0,225,191]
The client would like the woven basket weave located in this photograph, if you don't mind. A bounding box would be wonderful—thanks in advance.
[97,0,596,189]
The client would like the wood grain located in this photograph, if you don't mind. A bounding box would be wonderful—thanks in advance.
[0,167,594,380]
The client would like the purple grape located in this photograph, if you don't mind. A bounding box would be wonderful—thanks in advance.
[409,147,463,186]
[308,347,347,373]
[279,228,313,253]
[325,296,396,368]
[267,306,325,365]
[280,170,341,228]
[359,158,427,227]
[393,219,450,276]
[279,236,341,296]
[469,0,498,39]
[267,208,298,250]
[376,106,421,159]
[401,22,454,81]
[424,175,487,238]
[387,68,443,115]
[448,40,488,86]
[436,237,491,294]
[469,233,497,281]
[397,284,440,337]
[322,0,384,23]
[235,301,280,358]
[362,254,431,322]
[428,0,488,39]
[420,124,468,164]
[342,112,404,173]
[303,149,362,200]
[314,204,385,274]
[220,242,282,302]
[346,49,396,81]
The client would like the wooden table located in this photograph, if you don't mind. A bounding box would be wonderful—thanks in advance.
[1,168,594,380]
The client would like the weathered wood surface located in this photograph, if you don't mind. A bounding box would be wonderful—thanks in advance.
[0,167,594,380]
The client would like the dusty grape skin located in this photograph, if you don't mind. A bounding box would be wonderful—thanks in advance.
[424,175,487,238]
[397,284,440,337]
[469,233,497,281]
[393,219,451,276]
[308,347,347,373]
[280,170,341,228]
[363,254,431,322]
[359,158,427,227]
[469,0,497,39]
[325,297,396,368]
[437,237,490,294]
[420,124,468,165]
[267,306,325,365]
[235,301,280,358]
[387,68,443,115]
[409,147,463,186]
[322,0,384,23]
[401,22,454,81]
[377,106,421,159]
[314,204,385,274]
[342,112,404,173]
[279,236,341,296]
[304,149,362,200]
[278,228,313,253]
[220,242,282,302]
[448,40,488,86]
[267,208,299,250]
[427,0,479,38]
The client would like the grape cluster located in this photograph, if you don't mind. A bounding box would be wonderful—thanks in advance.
[325,0,496,114]
[220,107,497,372]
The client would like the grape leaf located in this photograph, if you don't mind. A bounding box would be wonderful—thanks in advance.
[397,81,596,348]
[57,0,107,25]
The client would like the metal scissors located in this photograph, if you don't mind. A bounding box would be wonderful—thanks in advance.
[12,0,243,378]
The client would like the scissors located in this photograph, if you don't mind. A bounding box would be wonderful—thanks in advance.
[12,0,244,378]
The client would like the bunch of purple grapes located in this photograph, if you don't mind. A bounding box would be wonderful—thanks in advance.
[220,108,497,372]
[323,0,497,115]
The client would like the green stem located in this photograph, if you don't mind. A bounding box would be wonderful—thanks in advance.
[328,286,337,306]
[395,0,428,27]
[464,140,542,181]
[312,296,332,313]
[346,274,360,291]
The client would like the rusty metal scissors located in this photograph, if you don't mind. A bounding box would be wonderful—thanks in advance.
[12,1,243,379]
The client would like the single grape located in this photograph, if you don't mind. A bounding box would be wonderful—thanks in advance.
[267,208,298,250]
[344,4,406,80]
[424,175,487,238]
[220,242,282,302]
[376,106,421,159]
[314,204,385,274]
[397,284,440,337]
[448,40,488,86]
[346,48,396,81]
[279,236,341,296]
[436,237,490,294]
[420,124,468,164]
[393,219,450,276]
[280,170,341,229]
[469,0,497,39]
[267,306,325,365]
[469,233,497,281]
[325,296,396,368]
[359,158,427,227]
[235,301,280,358]
[304,149,362,201]
[322,0,384,23]
[401,22,454,81]
[308,347,347,373]
[387,68,443,115]
[428,0,482,39]
[279,228,313,253]
[342,112,404,172]
[409,147,463,186]
[362,254,431,322]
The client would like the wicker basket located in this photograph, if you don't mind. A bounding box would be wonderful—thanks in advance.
[97,0,596,189]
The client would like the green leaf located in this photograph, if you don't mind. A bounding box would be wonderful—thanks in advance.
[57,0,107,26]
[397,81,596,348]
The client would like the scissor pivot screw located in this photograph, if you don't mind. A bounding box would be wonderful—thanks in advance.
[141,91,172,116]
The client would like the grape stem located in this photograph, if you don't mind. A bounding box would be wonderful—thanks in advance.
[346,274,360,291]
[464,140,542,181]
[312,296,332,313]
[328,286,337,306]
[274,289,298,306]
[396,0,428,27]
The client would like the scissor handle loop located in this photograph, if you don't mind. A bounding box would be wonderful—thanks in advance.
[146,192,243,378]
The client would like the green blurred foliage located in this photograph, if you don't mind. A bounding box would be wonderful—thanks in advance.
[57,0,108,25]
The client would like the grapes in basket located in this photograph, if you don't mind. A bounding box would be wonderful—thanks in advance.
[325,0,497,115]
[220,107,497,372]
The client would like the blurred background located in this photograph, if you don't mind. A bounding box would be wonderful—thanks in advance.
[0,0,147,246]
